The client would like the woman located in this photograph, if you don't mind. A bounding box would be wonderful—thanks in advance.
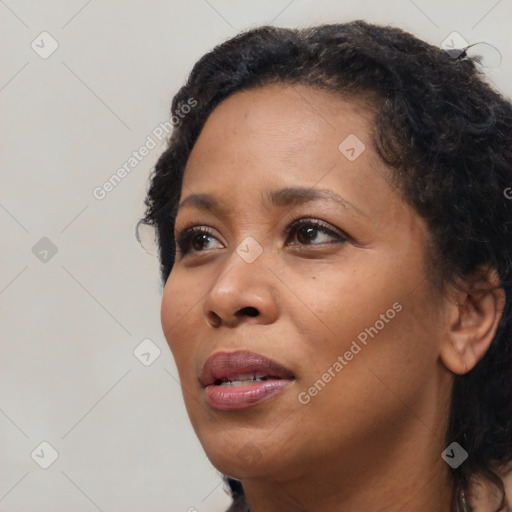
[139,21,512,511]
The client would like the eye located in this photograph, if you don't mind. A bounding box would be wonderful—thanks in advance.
[286,218,347,246]
[174,217,347,258]
[175,226,223,256]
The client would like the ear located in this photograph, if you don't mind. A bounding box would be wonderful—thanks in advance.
[439,267,506,375]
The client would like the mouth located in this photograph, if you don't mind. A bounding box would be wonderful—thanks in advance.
[199,350,295,411]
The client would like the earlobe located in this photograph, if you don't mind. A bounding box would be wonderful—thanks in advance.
[439,270,505,375]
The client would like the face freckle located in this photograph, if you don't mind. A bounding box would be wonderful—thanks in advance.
[161,83,449,490]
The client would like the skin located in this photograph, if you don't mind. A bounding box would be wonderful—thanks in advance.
[160,85,505,511]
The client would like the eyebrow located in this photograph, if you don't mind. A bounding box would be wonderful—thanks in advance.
[176,187,367,219]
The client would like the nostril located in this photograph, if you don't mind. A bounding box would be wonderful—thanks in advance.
[206,307,259,327]
[206,311,222,327]
[237,306,259,318]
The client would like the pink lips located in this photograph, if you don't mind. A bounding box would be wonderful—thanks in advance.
[199,350,295,411]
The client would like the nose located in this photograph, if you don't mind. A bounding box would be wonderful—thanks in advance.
[202,250,279,328]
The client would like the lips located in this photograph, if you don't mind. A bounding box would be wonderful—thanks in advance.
[199,350,295,410]
[200,350,295,387]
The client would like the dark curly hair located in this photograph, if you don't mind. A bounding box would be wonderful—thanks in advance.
[139,21,512,511]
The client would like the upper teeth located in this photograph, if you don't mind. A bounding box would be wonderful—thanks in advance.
[217,373,276,386]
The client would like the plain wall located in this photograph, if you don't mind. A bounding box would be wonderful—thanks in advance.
[1,0,511,510]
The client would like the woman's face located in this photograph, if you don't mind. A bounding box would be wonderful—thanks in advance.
[161,85,451,482]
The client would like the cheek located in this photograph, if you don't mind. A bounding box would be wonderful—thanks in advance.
[287,254,439,386]
[291,295,440,458]
[160,270,203,363]
[280,258,400,344]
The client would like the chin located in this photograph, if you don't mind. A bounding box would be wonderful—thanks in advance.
[199,427,304,482]
[202,443,267,479]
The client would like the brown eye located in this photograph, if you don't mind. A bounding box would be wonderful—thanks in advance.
[191,233,211,251]
[287,219,347,246]
[296,225,319,244]
[176,227,222,256]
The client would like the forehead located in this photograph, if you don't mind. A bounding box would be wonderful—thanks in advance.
[182,84,380,188]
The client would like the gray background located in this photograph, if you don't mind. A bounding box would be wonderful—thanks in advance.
[1,0,511,510]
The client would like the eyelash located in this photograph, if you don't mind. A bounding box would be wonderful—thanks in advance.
[174,216,348,257]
